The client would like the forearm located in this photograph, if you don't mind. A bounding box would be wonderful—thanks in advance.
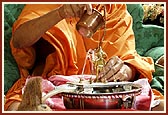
[12,8,63,48]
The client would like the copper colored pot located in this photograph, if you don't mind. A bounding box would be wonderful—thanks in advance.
[62,82,141,109]
[76,9,105,38]
[42,82,142,110]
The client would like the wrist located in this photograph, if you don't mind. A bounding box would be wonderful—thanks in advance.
[124,63,136,81]
[57,6,66,19]
[55,8,64,21]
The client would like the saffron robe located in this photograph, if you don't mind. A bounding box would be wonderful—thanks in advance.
[5,4,162,110]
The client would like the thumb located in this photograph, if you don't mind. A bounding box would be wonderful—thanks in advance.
[86,4,92,15]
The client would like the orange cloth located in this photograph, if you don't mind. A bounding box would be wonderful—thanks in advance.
[5,4,159,110]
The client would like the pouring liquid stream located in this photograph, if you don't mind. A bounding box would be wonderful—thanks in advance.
[81,5,107,83]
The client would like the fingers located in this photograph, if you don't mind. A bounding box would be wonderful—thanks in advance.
[99,56,118,76]
[73,4,92,16]
[104,60,123,81]
[108,65,128,82]
[70,4,84,17]
[98,56,124,81]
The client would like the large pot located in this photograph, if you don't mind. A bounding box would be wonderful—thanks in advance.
[42,82,142,110]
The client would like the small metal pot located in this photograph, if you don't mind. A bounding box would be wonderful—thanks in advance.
[76,8,105,38]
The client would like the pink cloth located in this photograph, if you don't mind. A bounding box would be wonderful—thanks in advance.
[43,75,96,110]
[133,79,153,110]
[25,75,154,111]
